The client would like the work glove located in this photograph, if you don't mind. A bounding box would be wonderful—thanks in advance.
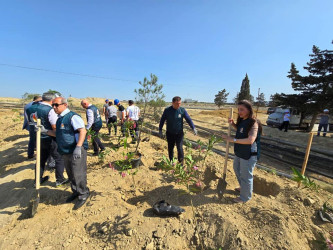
[193,128,198,136]
[34,125,48,134]
[73,146,82,159]
[159,130,163,138]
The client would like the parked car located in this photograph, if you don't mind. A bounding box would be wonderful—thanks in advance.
[266,107,331,129]
[266,107,301,128]
[267,107,277,114]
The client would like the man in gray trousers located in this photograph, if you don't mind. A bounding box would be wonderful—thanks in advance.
[41,97,90,210]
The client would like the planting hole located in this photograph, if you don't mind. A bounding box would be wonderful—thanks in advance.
[253,176,281,197]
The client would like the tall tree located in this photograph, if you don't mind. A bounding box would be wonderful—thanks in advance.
[237,73,253,102]
[288,43,333,131]
[255,89,266,115]
[214,89,229,108]
[134,73,165,152]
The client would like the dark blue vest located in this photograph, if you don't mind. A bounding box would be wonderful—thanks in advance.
[56,111,88,155]
[87,105,102,130]
[165,106,185,134]
[234,118,260,160]
[26,102,40,125]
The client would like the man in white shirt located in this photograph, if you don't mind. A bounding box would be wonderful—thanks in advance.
[28,92,68,186]
[42,97,90,210]
[279,110,290,132]
[126,100,140,139]
[81,99,105,156]
[106,101,118,135]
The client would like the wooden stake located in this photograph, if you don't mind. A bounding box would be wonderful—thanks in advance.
[36,119,41,190]
[223,108,233,173]
[298,132,314,187]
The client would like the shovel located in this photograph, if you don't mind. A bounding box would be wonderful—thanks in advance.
[217,108,233,199]
[29,118,41,217]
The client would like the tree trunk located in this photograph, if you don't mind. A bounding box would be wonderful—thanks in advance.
[306,113,318,132]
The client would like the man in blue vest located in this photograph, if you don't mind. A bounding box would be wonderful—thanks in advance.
[159,96,197,163]
[23,95,42,159]
[27,92,68,186]
[81,99,105,156]
[41,97,90,210]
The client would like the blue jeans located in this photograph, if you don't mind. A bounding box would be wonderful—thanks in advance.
[28,125,36,157]
[317,123,328,137]
[233,155,257,202]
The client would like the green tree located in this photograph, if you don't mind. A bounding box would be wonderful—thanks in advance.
[237,73,253,102]
[134,74,165,152]
[268,93,282,107]
[287,43,333,131]
[22,92,41,101]
[254,89,266,115]
[46,89,62,96]
[214,89,229,108]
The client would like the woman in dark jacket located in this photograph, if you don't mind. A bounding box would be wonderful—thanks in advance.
[222,100,262,203]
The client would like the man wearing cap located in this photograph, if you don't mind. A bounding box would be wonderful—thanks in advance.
[159,96,197,163]
[23,95,42,159]
[102,99,109,128]
[41,97,90,210]
[318,109,330,137]
[279,110,290,132]
[114,99,126,136]
[28,92,68,186]
[81,99,105,155]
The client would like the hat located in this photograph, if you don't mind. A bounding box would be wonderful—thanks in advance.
[324,109,329,112]
[114,99,120,105]
[284,109,290,113]
[105,99,109,102]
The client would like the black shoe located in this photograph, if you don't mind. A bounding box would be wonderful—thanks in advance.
[40,176,49,184]
[92,152,99,156]
[34,176,49,187]
[65,193,79,203]
[56,178,70,187]
[73,195,90,210]
[28,155,34,159]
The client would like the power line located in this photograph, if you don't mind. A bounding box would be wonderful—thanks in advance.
[0,62,206,89]
[0,63,137,82]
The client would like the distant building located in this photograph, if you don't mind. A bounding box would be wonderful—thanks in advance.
[184,98,198,103]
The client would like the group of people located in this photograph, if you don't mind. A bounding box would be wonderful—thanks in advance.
[23,94,142,209]
[23,93,267,209]
[102,99,140,139]
[278,109,330,135]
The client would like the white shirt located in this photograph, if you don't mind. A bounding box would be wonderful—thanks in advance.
[40,102,58,125]
[86,104,94,129]
[283,113,290,122]
[126,105,140,121]
[106,106,118,118]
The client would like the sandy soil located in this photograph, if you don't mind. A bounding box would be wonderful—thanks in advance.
[0,108,332,249]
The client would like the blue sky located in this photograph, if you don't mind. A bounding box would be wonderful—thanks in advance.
[0,0,332,102]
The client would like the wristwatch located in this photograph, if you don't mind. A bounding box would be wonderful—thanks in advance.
[233,138,237,142]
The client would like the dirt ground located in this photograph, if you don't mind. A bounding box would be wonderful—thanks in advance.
[0,107,332,249]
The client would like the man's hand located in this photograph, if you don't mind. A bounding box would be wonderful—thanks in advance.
[73,146,82,159]
[193,128,198,136]
[35,125,48,134]
[159,130,163,138]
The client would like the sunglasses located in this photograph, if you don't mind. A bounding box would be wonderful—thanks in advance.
[52,103,65,107]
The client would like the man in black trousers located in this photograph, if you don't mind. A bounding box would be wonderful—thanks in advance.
[159,96,197,163]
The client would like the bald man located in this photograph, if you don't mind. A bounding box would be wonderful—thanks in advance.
[41,97,90,210]
[81,100,105,155]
